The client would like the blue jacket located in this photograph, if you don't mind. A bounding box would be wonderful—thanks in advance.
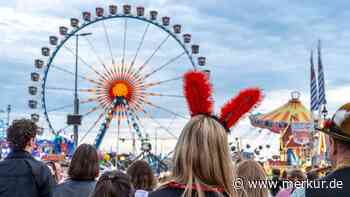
[53,179,96,197]
[0,150,54,197]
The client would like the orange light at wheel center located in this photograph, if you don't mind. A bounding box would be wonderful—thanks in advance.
[112,82,129,97]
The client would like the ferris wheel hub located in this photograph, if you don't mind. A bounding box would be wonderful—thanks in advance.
[112,82,129,97]
[97,64,145,111]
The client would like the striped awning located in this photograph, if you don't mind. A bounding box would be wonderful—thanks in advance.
[250,97,311,133]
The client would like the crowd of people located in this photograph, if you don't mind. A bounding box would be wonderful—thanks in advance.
[0,71,350,197]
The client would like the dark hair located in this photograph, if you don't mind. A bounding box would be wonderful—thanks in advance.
[7,119,38,150]
[68,144,99,180]
[281,170,288,179]
[46,161,59,184]
[91,171,134,197]
[271,168,281,177]
[127,160,156,191]
[289,169,306,181]
[307,171,319,180]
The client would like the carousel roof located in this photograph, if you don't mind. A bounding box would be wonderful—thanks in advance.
[250,91,311,133]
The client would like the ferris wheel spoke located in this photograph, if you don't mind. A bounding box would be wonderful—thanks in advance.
[102,20,116,65]
[63,45,107,81]
[47,98,97,113]
[51,64,103,86]
[134,34,171,76]
[129,99,145,113]
[84,37,114,81]
[144,101,187,119]
[143,52,186,80]
[166,115,178,131]
[80,111,105,143]
[47,103,73,113]
[46,86,96,93]
[122,105,139,140]
[55,125,72,135]
[82,106,102,117]
[129,108,146,131]
[61,125,71,132]
[121,18,128,69]
[97,95,113,108]
[143,92,184,98]
[128,23,150,74]
[140,76,182,88]
[124,107,144,141]
[116,18,128,81]
[140,109,178,139]
[116,109,122,131]
[115,109,122,155]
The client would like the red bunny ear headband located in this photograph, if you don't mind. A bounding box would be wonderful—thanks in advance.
[184,70,262,132]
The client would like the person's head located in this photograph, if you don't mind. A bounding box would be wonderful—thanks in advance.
[271,168,281,179]
[172,115,234,197]
[6,119,39,152]
[68,143,99,181]
[234,159,268,197]
[319,102,350,166]
[91,171,134,197]
[306,170,319,181]
[46,161,63,184]
[288,169,306,182]
[281,170,288,180]
[326,136,350,165]
[127,160,156,191]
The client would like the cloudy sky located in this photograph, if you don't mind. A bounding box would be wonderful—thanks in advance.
[1,0,350,155]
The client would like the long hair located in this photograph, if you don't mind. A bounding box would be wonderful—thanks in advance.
[234,160,268,197]
[172,115,234,197]
[127,160,156,191]
[68,144,99,181]
[46,161,60,184]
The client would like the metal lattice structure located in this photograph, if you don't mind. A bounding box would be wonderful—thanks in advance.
[0,119,5,139]
[28,4,209,150]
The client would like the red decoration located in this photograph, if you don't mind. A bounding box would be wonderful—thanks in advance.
[323,119,333,129]
[183,71,262,130]
[219,88,262,128]
[183,71,213,116]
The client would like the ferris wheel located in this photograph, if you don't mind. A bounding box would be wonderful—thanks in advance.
[28,4,209,149]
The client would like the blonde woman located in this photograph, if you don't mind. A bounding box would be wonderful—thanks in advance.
[149,71,262,197]
[234,160,269,197]
[150,115,234,197]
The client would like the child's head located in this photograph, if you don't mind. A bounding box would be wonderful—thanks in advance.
[91,171,134,197]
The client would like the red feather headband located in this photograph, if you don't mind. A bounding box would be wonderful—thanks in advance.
[184,70,262,131]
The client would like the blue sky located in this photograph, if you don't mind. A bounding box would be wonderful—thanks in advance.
[0,0,350,152]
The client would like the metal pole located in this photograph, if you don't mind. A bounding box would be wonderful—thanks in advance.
[155,128,158,156]
[132,132,136,155]
[73,35,79,147]
[154,127,159,174]
[116,127,120,157]
[6,105,11,127]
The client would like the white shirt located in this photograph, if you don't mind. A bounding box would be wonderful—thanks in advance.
[134,189,149,197]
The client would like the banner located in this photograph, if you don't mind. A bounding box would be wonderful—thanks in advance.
[291,122,313,145]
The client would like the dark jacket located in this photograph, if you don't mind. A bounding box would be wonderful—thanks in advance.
[53,179,96,197]
[306,167,350,197]
[270,177,283,196]
[0,150,54,197]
